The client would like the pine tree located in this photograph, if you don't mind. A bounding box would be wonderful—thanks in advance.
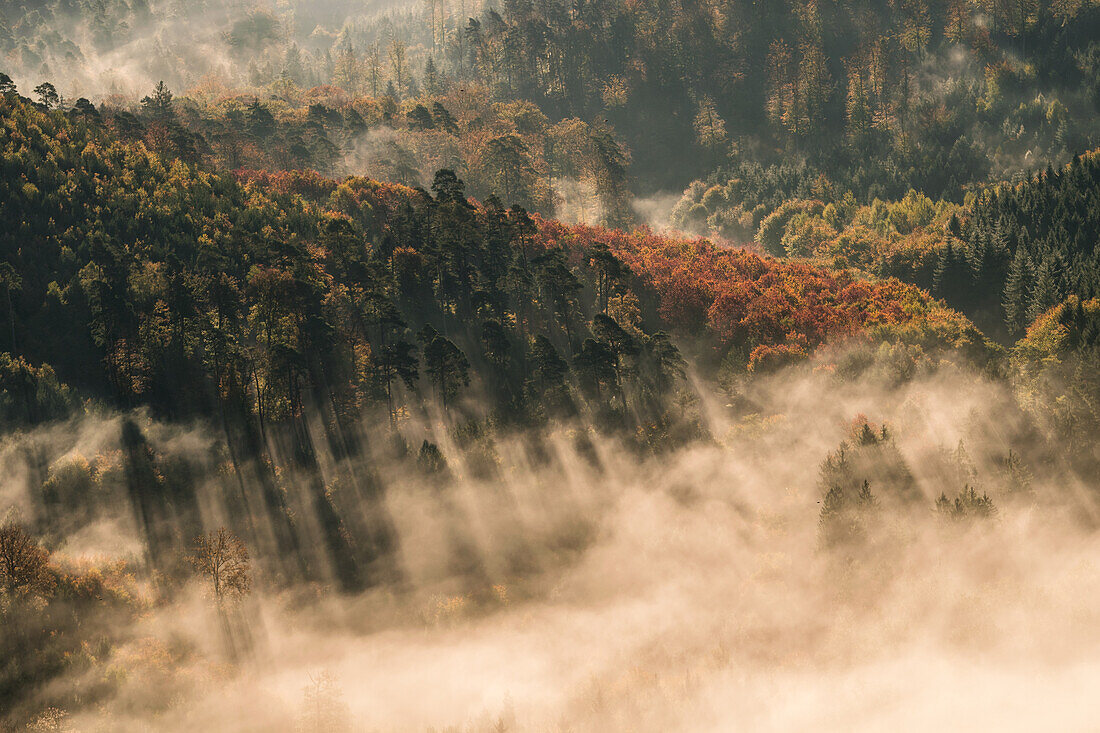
[423,57,443,97]
[140,81,174,122]
[33,82,59,110]
[933,242,974,308]
[1002,247,1034,335]
[1027,256,1061,324]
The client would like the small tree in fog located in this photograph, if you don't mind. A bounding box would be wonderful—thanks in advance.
[189,528,251,603]
[0,520,53,598]
[297,671,350,733]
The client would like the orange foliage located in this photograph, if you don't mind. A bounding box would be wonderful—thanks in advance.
[535,220,977,361]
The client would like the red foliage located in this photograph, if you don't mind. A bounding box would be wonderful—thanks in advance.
[235,169,338,200]
[534,220,970,358]
[748,341,809,373]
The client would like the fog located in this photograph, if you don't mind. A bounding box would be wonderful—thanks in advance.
[5,350,1100,731]
[4,0,432,102]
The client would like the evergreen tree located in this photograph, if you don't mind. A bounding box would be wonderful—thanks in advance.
[933,242,974,307]
[423,335,470,409]
[423,57,443,96]
[1003,247,1034,335]
[33,82,59,109]
[1027,257,1061,324]
[140,81,174,122]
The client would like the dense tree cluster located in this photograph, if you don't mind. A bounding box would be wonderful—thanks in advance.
[694,150,1100,343]
[0,519,143,722]
[817,417,1002,549]
[535,220,989,373]
[4,3,1100,730]
[961,151,1100,336]
[4,70,637,227]
[1,90,988,439]
[0,92,684,443]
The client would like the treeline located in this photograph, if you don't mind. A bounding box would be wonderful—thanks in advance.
[0,83,1001,621]
[0,519,142,726]
[535,220,987,374]
[16,74,634,226]
[816,416,1011,551]
[1012,295,1100,470]
[246,0,1100,192]
[8,0,1100,201]
[0,87,707,615]
[954,152,1100,336]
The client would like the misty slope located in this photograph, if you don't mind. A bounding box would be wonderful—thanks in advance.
[7,64,1100,733]
[2,334,1097,732]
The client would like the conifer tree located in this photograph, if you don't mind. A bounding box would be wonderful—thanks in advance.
[1003,247,1034,335]
[1027,256,1061,324]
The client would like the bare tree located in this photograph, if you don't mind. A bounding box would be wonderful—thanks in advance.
[189,528,252,603]
[364,43,383,98]
[0,521,53,598]
[297,671,350,733]
[388,38,407,98]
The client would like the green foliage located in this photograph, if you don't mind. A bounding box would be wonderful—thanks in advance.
[0,355,76,427]
[0,95,696,446]
[935,486,998,521]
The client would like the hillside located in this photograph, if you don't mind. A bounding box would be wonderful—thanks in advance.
[6,7,1100,728]
[0,91,983,434]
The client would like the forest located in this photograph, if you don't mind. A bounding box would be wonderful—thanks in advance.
[3,1,1100,731]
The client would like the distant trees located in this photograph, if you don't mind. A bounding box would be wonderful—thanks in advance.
[0,74,17,97]
[140,81,174,122]
[816,417,1003,549]
[1027,258,1062,323]
[1003,248,1034,335]
[475,134,542,210]
[298,671,351,733]
[0,90,996,466]
[388,39,408,98]
[6,0,1100,208]
[936,486,997,520]
[672,149,1100,344]
[765,31,832,144]
[1009,296,1100,470]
